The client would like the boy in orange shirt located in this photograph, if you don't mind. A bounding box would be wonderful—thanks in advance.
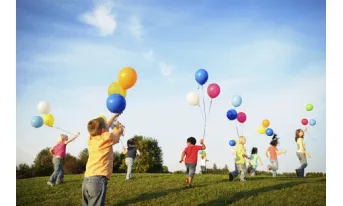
[82,113,124,206]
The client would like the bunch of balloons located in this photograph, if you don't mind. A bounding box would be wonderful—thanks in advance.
[301,104,316,126]
[226,95,247,146]
[31,101,55,128]
[257,119,274,136]
[106,67,137,114]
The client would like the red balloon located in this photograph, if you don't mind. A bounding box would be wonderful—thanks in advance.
[301,118,308,125]
[207,83,221,99]
[237,112,247,123]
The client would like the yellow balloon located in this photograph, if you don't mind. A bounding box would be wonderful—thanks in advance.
[258,125,266,134]
[108,82,127,98]
[98,115,107,122]
[262,119,270,128]
[43,114,55,127]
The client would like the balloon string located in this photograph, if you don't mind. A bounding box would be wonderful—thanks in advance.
[241,123,244,136]
[306,129,318,141]
[207,99,213,119]
[201,85,207,140]
[198,105,205,121]
[235,123,240,138]
[53,125,75,136]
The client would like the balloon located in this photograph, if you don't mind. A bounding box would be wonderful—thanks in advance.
[207,83,220,99]
[195,69,208,85]
[231,95,242,107]
[31,116,44,128]
[309,119,316,126]
[237,112,247,123]
[98,115,107,123]
[258,125,266,134]
[301,118,308,126]
[266,128,274,136]
[186,92,200,106]
[42,114,55,127]
[106,94,126,113]
[229,140,236,146]
[262,119,270,128]
[108,82,127,98]
[226,109,238,120]
[37,101,51,114]
[306,104,313,111]
[118,67,137,90]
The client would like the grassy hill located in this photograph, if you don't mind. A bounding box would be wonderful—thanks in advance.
[16,174,326,205]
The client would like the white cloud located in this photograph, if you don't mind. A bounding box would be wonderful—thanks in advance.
[142,50,154,62]
[159,61,172,76]
[128,16,143,39]
[80,5,117,36]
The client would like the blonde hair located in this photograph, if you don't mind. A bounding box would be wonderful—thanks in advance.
[238,136,246,144]
[58,134,68,143]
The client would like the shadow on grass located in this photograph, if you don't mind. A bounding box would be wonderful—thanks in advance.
[199,181,305,205]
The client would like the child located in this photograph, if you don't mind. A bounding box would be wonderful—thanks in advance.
[47,132,80,186]
[266,134,286,177]
[295,128,311,177]
[179,137,206,188]
[200,155,209,174]
[229,136,250,182]
[122,138,142,180]
[82,113,124,206]
[249,147,263,176]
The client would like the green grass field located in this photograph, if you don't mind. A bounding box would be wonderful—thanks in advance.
[16,174,326,205]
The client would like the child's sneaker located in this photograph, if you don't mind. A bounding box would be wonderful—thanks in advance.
[229,173,234,182]
[47,182,53,187]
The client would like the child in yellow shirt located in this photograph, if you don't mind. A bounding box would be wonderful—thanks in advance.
[229,136,250,182]
[82,113,124,206]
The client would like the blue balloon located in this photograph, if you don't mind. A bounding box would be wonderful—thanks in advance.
[266,128,274,136]
[31,116,43,128]
[229,140,236,146]
[309,119,316,126]
[106,94,126,113]
[226,109,238,120]
[231,95,242,107]
[195,69,209,85]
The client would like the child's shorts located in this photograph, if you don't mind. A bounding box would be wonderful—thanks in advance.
[185,163,196,178]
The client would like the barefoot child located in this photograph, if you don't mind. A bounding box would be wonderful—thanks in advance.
[266,134,286,177]
[122,138,142,180]
[179,137,206,188]
[249,147,263,176]
[82,113,124,206]
[47,132,80,186]
[229,136,250,182]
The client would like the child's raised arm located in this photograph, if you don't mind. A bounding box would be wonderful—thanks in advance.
[64,132,80,145]
[137,149,142,157]
[200,139,206,150]
[107,113,121,131]
[276,149,286,155]
[179,152,186,163]
[111,122,124,145]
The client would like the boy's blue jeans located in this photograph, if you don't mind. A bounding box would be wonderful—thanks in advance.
[250,165,257,176]
[82,176,108,206]
[48,157,64,184]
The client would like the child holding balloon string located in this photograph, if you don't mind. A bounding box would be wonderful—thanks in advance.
[229,136,250,182]
[266,134,286,177]
[295,127,311,178]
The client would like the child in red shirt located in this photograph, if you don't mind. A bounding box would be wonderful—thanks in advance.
[179,137,206,188]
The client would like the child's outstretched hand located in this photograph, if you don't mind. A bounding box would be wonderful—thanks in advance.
[200,139,204,144]
[76,132,80,136]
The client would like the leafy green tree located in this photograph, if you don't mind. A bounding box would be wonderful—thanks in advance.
[76,148,89,173]
[33,148,53,176]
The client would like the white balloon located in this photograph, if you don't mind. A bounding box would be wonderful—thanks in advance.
[186,92,199,106]
[37,101,51,114]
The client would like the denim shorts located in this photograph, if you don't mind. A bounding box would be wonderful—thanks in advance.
[185,163,196,178]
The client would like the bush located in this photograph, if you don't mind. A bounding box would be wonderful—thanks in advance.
[33,148,53,177]
[16,163,35,179]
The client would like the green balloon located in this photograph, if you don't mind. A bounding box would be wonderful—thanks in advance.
[306,104,313,111]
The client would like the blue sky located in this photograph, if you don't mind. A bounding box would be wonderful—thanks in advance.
[16,0,326,173]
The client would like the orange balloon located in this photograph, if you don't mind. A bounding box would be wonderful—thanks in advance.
[118,67,137,90]
[262,119,270,128]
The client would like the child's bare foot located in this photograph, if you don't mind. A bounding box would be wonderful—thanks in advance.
[266,166,270,173]
[185,178,189,184]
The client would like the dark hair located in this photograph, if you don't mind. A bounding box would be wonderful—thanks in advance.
[270,133,279,146]
[251,147,258,154]
[187,137,196,145]
[127,138,137,147]
[295,129,304,142]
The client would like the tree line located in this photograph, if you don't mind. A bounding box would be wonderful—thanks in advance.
[16,136,170,179]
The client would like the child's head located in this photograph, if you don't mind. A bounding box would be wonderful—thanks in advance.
[58,134,68,143]
[187,137,197,145]
[251,147,258,154]
[295,129,304,142]
[87,117,107,136]
[127,138,137,147]
[238,136,246,145]
[270,134,279,146]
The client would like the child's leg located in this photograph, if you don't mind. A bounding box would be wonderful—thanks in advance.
[56,159,64,184]
[251,166,256,176]
[297,152,308,170]
[82,176,107,206]
[271,160,279,177]
[125,158,133,180]
[48,157,60,184]
[238,164,247,181]
[187,164,196,186]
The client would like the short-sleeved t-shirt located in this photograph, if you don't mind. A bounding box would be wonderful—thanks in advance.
[235,144,247,164]
[53,142,66,158]
[268,146,278,160]
[250,154,259,166]
[127,147,137,159]
[200,158,206,166]
[183,145,203,164]
[85,132,115,180]
[297,138,306,153]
